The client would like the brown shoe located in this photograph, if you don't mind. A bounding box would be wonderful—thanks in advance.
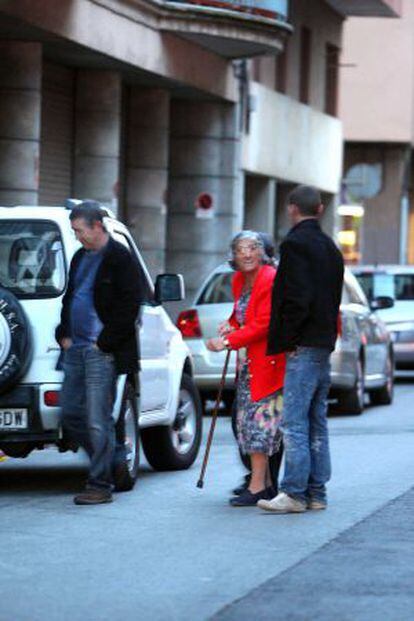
[73,489,113,505]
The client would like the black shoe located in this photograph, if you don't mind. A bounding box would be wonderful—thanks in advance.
[74,489,113,505]
[113,461,134,492]
[231,474,251,496]
[229,486,275,507]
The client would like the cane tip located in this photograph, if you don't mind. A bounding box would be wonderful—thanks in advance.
[196,480,204,489]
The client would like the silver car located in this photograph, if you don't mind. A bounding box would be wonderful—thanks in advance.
[176,264,394,415]
[352,265,414,369]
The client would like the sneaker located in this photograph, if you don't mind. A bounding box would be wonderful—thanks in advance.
[257,491,306,514]
[229,486,274,507]
[73,489,113,505]
[113,461,134,492]
[307,498,327,511]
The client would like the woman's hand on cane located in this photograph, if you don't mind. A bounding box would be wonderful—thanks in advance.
[218,321,234,337]
[206,337,228,352]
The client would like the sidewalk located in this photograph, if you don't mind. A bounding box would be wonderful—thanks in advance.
[212,487,414,621]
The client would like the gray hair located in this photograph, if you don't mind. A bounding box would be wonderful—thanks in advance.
[69,200,108,228]
[228,230,272,270]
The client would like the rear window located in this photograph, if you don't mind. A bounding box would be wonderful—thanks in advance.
[356,272,414,302]
[0,220,66,299]
[197,272,233,304]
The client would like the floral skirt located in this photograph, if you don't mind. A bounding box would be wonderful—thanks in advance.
[236,362,283,456]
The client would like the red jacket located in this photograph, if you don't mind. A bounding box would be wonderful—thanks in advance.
[226,265,286,402]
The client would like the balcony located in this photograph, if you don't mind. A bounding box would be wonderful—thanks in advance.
[324,0,401,17]
[159,0,292,57]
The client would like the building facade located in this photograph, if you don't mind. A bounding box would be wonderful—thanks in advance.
[0,0,397,304]
[339,0,409,265]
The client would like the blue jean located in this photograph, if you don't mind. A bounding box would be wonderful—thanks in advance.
[61,345,122,491]
[280,347,331,503]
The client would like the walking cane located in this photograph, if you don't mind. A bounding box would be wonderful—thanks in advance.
[197,348,231,489]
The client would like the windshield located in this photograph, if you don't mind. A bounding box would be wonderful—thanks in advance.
[356,272,414,302]
[0,220,66,299]
[197,272,233,304]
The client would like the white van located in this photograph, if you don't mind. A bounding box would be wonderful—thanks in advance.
[0,205,202,487]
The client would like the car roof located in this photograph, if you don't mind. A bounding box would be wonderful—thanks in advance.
[351,265,414,275]
[0,205,120,227]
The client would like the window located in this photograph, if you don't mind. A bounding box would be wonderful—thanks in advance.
[0,220,66,299]
[251,58,261,82]
[344,273,368,307]
[356,272,414,302]
[325,44,339,116]
[275,46,288,94]
[299,27,312,104]
[197,272,233,305]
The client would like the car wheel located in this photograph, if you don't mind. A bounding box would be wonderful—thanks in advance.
[370,351,394,406]
[114,380,140,490]
[141,374,202,471]
[0,442,33,458]
[337,357,365,415]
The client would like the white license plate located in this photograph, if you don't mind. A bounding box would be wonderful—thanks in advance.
[0,409,28,430]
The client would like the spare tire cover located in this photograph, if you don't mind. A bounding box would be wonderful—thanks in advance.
[0,287,33,394]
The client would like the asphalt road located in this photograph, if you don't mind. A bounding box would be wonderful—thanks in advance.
[1,377,414,621]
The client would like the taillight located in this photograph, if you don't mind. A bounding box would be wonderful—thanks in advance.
[176,309,202,338]
[44,391,61,407]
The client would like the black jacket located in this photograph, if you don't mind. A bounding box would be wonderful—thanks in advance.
[267,219,344,354]
[55,237,143,374]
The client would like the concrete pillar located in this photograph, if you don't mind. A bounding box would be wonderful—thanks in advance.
[275,182,295,247]
[320,192,336,240]
[167,101,242,305]
[125,89,170,278]
[244,175,276,234]
[0,42,42,206]
[73,70,121,212]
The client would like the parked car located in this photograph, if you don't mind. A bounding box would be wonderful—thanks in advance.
[352,265,414,369]
[0,205,202,486]
[176,264,394,415]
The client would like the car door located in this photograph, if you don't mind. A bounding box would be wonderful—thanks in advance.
[107,223,170,412]
[345,271,386,377]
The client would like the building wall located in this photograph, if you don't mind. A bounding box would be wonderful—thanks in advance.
[344,144,409,263]
[339,0,414,143]
[242,83,343,194]
[253,0,343,112]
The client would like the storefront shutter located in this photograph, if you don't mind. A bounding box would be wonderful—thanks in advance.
[39,63,75,205]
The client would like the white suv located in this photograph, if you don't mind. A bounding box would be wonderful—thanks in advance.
[0,205,202,487]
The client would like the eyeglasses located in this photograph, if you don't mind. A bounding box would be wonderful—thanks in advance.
[234,243,261,256]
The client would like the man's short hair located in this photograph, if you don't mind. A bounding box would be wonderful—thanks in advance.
[288,185,321,217]
[69,200,107,228]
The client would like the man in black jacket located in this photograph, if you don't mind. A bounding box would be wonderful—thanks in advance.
[56,201,143,505]
[258,185,344,514]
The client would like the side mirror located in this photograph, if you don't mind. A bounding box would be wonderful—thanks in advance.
[154,274,185,304]
[370,295,394,311]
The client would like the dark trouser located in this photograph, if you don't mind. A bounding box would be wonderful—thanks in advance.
[61,345,124,491]
[231,398,283,491]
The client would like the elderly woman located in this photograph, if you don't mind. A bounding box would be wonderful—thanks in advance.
[207,231,286,506]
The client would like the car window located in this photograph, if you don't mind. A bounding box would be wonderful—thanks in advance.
[111,229,154,305]
[393,274,414,300]
[0,220,66,299]
[344,272,368,307]
[356,272,414,302]
[356,272,394,301]
[197,272,233,304]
